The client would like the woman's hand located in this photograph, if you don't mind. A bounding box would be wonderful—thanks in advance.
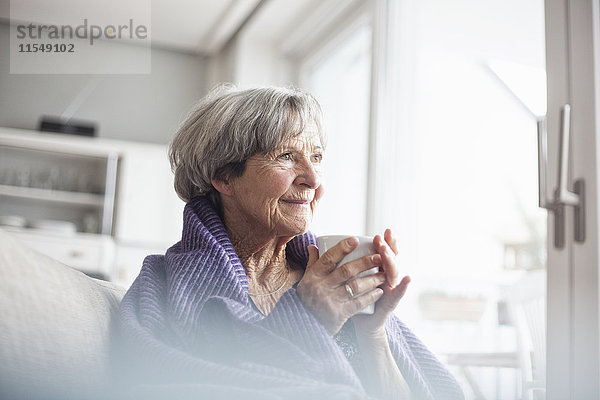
[297,237,387,335]
[352,229,411,339]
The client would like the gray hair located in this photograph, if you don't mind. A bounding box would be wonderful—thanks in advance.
[169,84,326,209]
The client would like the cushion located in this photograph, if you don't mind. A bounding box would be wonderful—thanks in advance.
[0,229,126,399]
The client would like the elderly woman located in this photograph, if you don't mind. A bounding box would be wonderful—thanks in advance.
[118,86,463,400]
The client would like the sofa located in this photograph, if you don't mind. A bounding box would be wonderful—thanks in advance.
[0,229,126,399]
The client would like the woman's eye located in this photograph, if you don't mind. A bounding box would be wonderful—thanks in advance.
[278,152,293,161]
[311,153,323,163]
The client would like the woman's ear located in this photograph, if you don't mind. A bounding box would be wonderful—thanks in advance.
[211,178,233,196]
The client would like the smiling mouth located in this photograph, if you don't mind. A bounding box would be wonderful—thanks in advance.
[281,199,311,206]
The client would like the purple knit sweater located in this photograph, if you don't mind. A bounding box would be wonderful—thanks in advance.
[117,196,464,400]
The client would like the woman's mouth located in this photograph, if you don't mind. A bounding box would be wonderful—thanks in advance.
[281,199,311,207]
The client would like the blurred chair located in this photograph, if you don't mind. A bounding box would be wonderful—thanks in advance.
[508,269,546,399]
[445,270,546,400]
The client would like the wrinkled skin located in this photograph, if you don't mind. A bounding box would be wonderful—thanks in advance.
[213,123,324,313]
[298,229,410,335]
[216,123,324,249]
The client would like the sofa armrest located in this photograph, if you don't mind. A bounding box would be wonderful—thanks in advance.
[0,228,126,399]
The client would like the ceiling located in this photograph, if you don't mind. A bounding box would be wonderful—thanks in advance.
[3,0,322,55]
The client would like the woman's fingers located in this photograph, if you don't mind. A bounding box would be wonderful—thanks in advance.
[315,237,359,275]
[374,235,401,288]
[307,245,319,267]
[300,233,403,335]
[377,276,411,314]
[338,272,386,301]
[351,276,411,337]
[328,253,382,286]
[298,238,364,335]
[347,287,385,315]
[384,228,398,255]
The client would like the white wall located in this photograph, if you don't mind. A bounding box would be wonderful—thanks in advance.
[0,22,207,144]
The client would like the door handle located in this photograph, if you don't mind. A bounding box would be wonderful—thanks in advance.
[538,104,585,248]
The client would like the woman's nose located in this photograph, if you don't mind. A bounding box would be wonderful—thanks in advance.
[295,158,321,189]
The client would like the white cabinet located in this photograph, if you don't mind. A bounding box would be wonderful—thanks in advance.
[0,129,119,235]
[0,127,184,283]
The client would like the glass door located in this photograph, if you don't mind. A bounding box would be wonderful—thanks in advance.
[374,1,548,399]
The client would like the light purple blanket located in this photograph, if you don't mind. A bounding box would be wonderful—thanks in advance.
[117,196,464,399]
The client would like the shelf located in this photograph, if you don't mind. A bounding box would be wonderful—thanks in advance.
[0,184,105,207]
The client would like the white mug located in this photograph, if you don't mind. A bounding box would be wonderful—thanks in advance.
[316,235,380,315]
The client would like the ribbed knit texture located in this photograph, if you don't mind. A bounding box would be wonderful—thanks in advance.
[117,196,464,400]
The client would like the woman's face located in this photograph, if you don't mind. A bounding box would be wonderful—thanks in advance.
[221,122,324,238]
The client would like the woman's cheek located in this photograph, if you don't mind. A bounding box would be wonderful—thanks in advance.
[310,188,323,217]
[314,183,325,203]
